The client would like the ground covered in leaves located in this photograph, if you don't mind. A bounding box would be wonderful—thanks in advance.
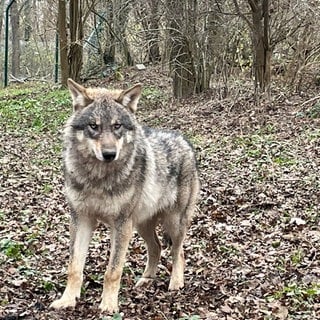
[0,68,319,320]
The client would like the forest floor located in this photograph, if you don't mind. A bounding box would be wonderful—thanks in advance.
[0,67,319,320]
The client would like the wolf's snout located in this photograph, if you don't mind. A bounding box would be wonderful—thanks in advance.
[102,150,117,162]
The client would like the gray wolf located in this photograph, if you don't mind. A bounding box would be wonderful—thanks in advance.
[50,79,200,314]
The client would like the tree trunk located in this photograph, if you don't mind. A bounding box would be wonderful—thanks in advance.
[194,0,216,93]
[58,0,68,86]
[233,0,271,94]
[166,0,195,98]
[68,0,83,82]
[11,2,20,77]
[103,2,116,66]
[0,1,5,41]
[113,0,133,65]
[249,0,271,93]
[137,0,161,63]
[23,0,32,41]
[147,0,160,63]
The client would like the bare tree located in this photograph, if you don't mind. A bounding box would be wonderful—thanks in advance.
[68,0,84,82]
[134,0,161,63]
[0,1,5,41]
[58,0,69,86]
[11,1,21,77]
[57,0,97,85]
[101,2,116,66]
[271,1,319,92]
[165,0,195,98]
[165,0,221,98]
[233,0,271,94]
[112,0,133,65]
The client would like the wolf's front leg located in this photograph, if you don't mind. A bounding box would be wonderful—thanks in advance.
[50,214,96,309]
[99,219,133,314]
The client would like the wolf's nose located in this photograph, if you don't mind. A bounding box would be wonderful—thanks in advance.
[102,151,117,162]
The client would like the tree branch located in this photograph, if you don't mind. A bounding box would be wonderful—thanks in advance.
[232,0,253,30]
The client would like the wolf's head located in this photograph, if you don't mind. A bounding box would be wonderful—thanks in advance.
[66,79,142,163]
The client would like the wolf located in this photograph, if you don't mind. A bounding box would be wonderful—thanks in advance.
[50,79,200,314]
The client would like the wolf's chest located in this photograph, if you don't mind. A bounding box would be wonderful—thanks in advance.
[66,183,135,218]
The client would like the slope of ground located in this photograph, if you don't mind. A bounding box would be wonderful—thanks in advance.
[0,68,319,319]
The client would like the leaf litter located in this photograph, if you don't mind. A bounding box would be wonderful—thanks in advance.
[0,67,319,319]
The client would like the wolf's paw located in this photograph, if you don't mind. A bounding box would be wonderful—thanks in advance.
[135,277,154,288]
[99,299,119,314]
[168,278,184,291]
[50,297,76,310]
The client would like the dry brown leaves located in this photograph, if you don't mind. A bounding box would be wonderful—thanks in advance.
[1,69,319,319]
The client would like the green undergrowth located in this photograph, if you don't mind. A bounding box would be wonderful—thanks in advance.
[141,85,168,106]
[267,282,320,307]
[0,83,70,133]
[0,83,171,135]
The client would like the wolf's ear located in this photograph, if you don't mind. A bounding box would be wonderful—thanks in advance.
[117,84,142,113]
[67,78,93,112]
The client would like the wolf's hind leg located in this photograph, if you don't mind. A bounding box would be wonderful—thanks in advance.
[135,218,161,287]
[50,214,96,309]
[163,203,195,290]
[164,217,187,291]
[165,179,199,290]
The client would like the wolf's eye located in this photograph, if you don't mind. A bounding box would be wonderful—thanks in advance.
[113,123,122,130]
[89,123,98,130]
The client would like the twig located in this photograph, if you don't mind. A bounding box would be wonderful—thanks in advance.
[159,311,169,320]
[9,74,28,83]
[299,95,320,109]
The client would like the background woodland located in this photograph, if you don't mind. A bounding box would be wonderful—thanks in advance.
[1,0,320,97]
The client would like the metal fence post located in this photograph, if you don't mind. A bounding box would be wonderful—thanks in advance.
[4,0,17,87]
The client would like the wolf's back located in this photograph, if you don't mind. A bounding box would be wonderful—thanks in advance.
[133,126,199,220]
[141,126,198,179]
